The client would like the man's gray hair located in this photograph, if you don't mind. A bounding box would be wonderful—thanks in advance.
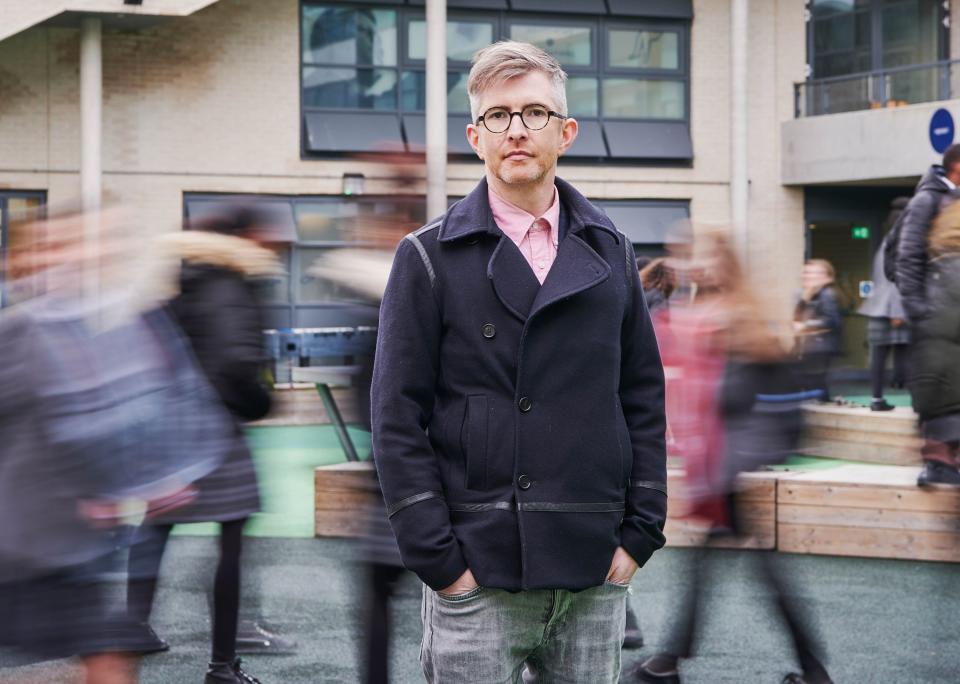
[467,40,568,123]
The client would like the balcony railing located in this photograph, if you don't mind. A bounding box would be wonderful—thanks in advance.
[795,60,960,118]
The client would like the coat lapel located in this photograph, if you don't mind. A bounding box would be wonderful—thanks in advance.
[528,233,611,321]
[487,236,542,322]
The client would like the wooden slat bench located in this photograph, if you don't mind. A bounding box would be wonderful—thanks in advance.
[777,464,960,562]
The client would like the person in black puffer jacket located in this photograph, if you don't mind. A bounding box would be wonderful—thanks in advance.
[895,148,960,324]
[126,203,283,684]
[908,201,960,487]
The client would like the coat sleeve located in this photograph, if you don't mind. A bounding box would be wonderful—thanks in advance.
[371,238,468,591]
[618,241,668,568]
[896,192,938,322]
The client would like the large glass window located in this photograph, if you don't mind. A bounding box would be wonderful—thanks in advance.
[185,194,425,327]
[809,0,943,79]
[301,2,692,160]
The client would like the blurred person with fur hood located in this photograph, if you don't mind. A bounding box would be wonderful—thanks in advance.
[126,202,283,684]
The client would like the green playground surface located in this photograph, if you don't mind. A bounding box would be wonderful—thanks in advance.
[172,425,372,539]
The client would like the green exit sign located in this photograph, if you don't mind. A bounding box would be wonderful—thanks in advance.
[852,226,871,240]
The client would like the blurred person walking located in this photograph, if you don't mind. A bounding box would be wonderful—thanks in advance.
[0,206,232,684]
[639,257,675,315]
[891,146,960,485]
[309,178,421,684]
[126,202,282,684]
[793,259,842,401]
[858,200,911,412]
[905,202,960,487]
[371,41,667,683]
[633,233,832,684]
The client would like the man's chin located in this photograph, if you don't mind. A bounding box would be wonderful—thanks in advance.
[497,166,546,187]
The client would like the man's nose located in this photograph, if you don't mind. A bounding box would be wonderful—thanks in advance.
[506,113,528,140]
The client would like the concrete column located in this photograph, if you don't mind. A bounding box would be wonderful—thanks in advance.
[730,0,749,260]
[80,16,102,304]
[80,16,102,213]
[425,0,447,219]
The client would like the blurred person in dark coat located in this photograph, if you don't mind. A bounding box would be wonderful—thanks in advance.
[126,203,282,684]
[908,201,960,487]
[858,201,911,412]
[633,233,833,684]
[793,259,843,401]
[0,206,230,684]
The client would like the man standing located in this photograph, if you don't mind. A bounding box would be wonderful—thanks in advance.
[371,41,667,682]
[896,144,960,486]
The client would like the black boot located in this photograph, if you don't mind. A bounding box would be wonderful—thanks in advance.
[132,622,170,655]
[623,603,644,649]
[870,398,895,412]
[917,461,960,487]
[204,657,262,684]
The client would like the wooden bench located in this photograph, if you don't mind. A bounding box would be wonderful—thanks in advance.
[777,464,960,562]
[664,470,778,550]
[800,403,920,466]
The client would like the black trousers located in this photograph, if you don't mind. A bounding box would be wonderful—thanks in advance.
[663,498,829,681]
[870,343,908,399]
[361,563,405,684]
[127,518,247,662]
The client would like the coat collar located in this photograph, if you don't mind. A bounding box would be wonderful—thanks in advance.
[438,176,620,244]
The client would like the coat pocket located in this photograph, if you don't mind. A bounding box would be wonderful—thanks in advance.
[465,394,489,491]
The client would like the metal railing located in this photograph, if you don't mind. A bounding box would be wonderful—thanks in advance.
[795,60,960,117]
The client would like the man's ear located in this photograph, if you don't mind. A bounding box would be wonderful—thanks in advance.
[557,117,579,156]
[466,124,484,160]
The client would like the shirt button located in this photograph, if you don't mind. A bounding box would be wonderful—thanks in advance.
[537,261,546,269]
[481,323,496,339]
[518,397,532,412]
[518,474,532,490]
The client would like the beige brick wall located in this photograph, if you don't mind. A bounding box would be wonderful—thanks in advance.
[0,0,807,313]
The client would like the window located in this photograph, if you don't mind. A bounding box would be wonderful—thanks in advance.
[809,0,944,79]
[594,199,690,253]
[184,193,425,328]
[185,193,690,325]
[301,2,692,161]
[0,190,47,307]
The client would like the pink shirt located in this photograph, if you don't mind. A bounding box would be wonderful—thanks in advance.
[488,186,560,285]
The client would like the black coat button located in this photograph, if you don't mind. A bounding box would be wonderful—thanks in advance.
[482,323,496,339]
[518,474,532,490]
[518,397,532,412]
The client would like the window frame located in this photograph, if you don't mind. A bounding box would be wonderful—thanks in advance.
[299,1,693,162]
[806,0,949,80]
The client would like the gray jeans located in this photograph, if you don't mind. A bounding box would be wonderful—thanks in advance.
[420,582,628,684]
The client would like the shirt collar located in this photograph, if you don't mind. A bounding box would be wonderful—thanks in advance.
[488,185,560,247]
[944,175,957,191]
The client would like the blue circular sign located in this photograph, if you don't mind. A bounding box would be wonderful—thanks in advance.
[930,108,955,153]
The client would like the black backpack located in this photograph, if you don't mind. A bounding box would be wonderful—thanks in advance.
[882,212,906,284]
[883,191,958,284]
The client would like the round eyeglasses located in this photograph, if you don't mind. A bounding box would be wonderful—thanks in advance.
[476,104,568,134]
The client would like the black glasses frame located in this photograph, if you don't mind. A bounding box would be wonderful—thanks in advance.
[476,104,568,133]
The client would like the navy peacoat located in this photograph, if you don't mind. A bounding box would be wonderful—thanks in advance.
[371,177,667,592]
